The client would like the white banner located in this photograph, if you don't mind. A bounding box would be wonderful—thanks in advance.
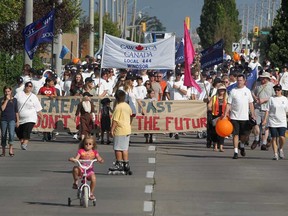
[101,34,176,70]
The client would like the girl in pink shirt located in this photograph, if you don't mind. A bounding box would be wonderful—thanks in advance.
[69,135,104,200]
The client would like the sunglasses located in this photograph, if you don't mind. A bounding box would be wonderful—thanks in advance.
[26,85,33,87]
[274,89,281,91]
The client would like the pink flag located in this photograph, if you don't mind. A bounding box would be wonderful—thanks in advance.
[183,21,201,92]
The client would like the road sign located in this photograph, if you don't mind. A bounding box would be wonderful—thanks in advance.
[261,31,269,35]
[232,43,240,53]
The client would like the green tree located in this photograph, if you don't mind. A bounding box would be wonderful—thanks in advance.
[0,0,81,90]
[267,1,288,67]
[93,13,121,51]
[0,0,81,53]
[0,0,23,24]
[197,0,241,53]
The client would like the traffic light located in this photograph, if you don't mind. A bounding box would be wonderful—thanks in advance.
[141,22,146,32]
[253,26,259,37]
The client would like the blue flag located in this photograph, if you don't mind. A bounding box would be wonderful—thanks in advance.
[175,39,184,65]
[200,39,224,69]
[59,45,70,59]
[226,68,258,93]
[23,9,55,60]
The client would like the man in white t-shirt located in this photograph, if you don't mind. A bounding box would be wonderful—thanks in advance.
[165,72,187,100]
[31,69,46,95]
[165,72,187,140]
[191,72,211,101]
[224,74,256,159]
[279,64,288,97]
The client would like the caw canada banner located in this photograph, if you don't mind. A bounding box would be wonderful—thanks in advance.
[34,96,207,133]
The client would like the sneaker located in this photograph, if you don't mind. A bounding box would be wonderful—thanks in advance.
[251,140,259,150]
[21,144,27,150]
[261,145,268,151]
[169,133,173,138]
[273,154,279,160]
[240,148,246,157]
[232,153,238,159]
[279,149,284,159]
[174,134,180,140]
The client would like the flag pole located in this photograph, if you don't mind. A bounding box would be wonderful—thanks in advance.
[51,5,55,70]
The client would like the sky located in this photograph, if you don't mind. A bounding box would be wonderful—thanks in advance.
[81,0,280,37]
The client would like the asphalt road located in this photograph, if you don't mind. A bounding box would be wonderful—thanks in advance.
[0,132,288,216]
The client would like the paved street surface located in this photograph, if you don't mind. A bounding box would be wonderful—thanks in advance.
[1,132,288,216]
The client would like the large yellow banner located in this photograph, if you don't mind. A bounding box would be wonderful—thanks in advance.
[34,96,207,133]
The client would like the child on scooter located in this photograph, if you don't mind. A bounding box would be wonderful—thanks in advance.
[69,135,104,200]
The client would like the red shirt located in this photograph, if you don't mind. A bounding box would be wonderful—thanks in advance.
[38,86,57,96]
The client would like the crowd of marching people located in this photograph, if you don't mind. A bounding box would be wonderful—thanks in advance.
[1,51,288,161]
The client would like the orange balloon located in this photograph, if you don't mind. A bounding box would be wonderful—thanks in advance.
[215,118,233,137]
[233,52,240,61]
[72,58,80,64]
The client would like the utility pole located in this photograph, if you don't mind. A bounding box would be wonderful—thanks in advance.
[24,0,33,66]
[105,0,108,15]
[99,0,103,49]
[242,6,245,34]
[116,0,120,27]
[89,0,95,57]
[131,0,137,41]
[271,0,276,26]
[267,0,271,27]
[55,0,63,74]
[75,0,80,58]
[121,0,128,39]
[111,0,115,22]
[253,2,257,28]
[119,0,123,34]
[260,0,264,29]
[245,4,249,54]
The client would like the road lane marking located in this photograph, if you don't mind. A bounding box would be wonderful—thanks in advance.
[148,146,156,151]
[145,185,153,193]
[148,157,156,164]
[146,171,154,178]
[143,201,153,212]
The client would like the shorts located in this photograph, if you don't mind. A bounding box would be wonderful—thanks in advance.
[15,122,35,140]
[255,109,266,125]
[113,135,130,151]
[269,127,286,138]
[80,167,95,178]
[230,120,251,136]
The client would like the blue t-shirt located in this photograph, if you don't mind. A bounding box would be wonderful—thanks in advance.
[1,98,18,121]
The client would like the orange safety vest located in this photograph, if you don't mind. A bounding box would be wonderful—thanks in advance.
[211,95,227,116]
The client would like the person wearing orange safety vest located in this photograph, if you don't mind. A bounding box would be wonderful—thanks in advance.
[207,84,228,152]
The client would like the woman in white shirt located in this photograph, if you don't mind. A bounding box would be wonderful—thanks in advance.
[263,84,288,160]
[15,82,43,150]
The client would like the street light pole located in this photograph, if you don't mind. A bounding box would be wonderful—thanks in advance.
[25,0,33,66]
[55,0,63,74]
[131,0,137,41]
[99,0,103,49]
[89,0,95,56]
